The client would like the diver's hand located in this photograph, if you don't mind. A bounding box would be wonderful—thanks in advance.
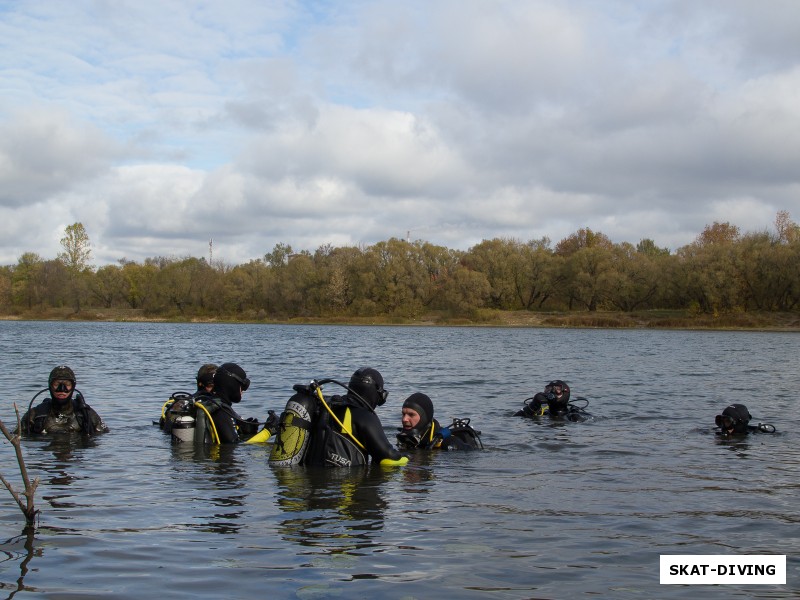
[264,410,280,435]
[396,429,422,449]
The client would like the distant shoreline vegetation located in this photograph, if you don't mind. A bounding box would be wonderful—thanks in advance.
[1,213,799,327]
[1,308,799,331]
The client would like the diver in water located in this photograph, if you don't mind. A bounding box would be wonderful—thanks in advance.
[715,403,776,436]
[160,363,218,430]
[515,380,588,422]
[195,362,266,443]
[194,363,217,397]
[317,367,408,466]
[20,365,108,435]
[275,367,408,467]
[397,392,483,451]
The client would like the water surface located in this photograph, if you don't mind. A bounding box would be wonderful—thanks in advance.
[0,322,798,598]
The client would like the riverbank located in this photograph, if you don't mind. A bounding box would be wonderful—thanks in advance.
[2,307,799,330]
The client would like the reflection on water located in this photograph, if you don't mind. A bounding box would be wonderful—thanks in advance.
[399,453,437,495]
[31,435,96,509]
[170,443,250,535]
[273,466,390,555]
[0,528,38,600]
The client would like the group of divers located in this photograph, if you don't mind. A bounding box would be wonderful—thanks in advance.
[19,363,776,467]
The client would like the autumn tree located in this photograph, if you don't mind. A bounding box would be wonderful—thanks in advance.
[156,257,217,315]
[556,229,615,311]
[603,242,663,311]
[462,239,520,309]
[320,246,359,314]
[774,210,800,244]
[677,240,741,314]
[90,264,127,308]
[58,222,93,272]
[736,231,800,311]
[511,238,562,310]
[11,253,45,309]
[223,260,274,315]
[361,238,430,317]
[562,245,615,311]
[441,266,491,316]
[265,243,293,268]
[3,215,800,319]
[57,222,93,312]
[696,221,740,246]
[278,252,320,317]
[554,228,613,256]
[0,266,10,309]
[636,238,670,257]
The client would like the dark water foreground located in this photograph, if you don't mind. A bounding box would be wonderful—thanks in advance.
[1,321,798,599]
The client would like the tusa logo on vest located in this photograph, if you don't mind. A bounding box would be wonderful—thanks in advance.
[328,453,352,467]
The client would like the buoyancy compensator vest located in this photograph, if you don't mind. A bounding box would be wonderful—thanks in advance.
[269,381,370,467]
[269,384,319,466]
[304,403,367,467]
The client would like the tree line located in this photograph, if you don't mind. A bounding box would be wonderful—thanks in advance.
[1,213,799,321]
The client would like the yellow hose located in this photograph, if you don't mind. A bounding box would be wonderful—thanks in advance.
[193,401,220,444]
[160,398,173,420]
[314,386,367,451]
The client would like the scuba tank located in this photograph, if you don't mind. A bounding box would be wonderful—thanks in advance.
[193,401,211,444]
[269,385,318,466]
[162,392,196,442]
[169,398,196,443]
[269,384,319,466]
[192,395,226,444]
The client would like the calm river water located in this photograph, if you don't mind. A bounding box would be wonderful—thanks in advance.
[0,321,798,599]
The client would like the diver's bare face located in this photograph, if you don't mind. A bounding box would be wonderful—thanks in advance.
[401,407,421,430]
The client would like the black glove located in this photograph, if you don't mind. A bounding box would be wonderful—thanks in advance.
[521,393,546,417]
[396,429,422,449]
[265,410,280,435]
[240,417,259,436]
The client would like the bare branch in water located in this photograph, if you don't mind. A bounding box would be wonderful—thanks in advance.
[0,404,39,526]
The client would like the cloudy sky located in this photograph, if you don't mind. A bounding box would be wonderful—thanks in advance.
[1,1,799,267]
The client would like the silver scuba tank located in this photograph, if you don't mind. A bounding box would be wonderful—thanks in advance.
[164,393,196,443]
[170,414,196,443]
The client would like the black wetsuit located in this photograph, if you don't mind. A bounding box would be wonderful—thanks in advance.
[196,394,258,444]
[305,398,405,467]
[716,424,775,437]
[21,394,108,435]
[397,418,482,451]
[515,393,587,422]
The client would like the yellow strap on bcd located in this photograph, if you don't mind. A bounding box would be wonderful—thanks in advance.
[343,407,352,433]
[315,386,367,451]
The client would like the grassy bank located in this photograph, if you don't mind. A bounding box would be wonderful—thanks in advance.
[2,307,800,331]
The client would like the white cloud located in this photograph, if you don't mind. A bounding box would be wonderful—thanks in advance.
[0,107,118,208]
[0,0,799,266]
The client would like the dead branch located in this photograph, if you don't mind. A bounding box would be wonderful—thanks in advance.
[0,404,39,526]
